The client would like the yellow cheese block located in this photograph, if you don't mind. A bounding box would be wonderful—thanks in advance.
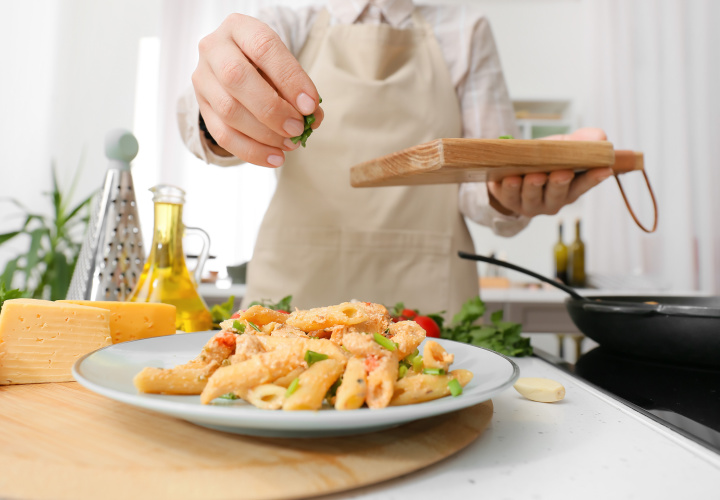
[59,301,176,344]
[0,299,112,385]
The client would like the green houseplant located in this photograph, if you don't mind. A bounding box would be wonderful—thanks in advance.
[0,163,93,300]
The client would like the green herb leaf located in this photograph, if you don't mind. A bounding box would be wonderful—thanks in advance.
[247,295,293,312]
[373,332,398,351]
[412,355,424,372]
[325,376,342,401]
[219,392,239,400]
[285,377,300,397]
[498,135,514,139]
[248,321,261,332]
[211,295,236,323]
[448,379,463,397]
[232,320,246,334]
[441,296,532,357]
[0,281,24,312]
[423,367,446,376]
[304,350,329,366]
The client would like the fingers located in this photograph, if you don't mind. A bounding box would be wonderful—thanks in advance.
[197,94,287,168]
[193,64,299,152]
[565,167,613,203]
[194,13,323,164]
[540,127,608,142]
[221,14,320,116]
[488,168,612,217]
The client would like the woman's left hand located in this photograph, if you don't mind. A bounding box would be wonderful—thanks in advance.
[487,128,613,217]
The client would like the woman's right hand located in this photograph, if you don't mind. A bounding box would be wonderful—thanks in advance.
[193,14,324,167]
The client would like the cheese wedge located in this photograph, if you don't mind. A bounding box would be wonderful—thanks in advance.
[60,300,176,344]
[0,299,112,385]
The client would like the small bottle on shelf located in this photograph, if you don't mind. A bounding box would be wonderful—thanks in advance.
[568,218,586,288]
[553,220,568,285]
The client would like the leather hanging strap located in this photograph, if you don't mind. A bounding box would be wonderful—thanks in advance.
[611,150,659,233]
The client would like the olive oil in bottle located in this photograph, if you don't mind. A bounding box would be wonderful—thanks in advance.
[568,218,586,288]
[553,221,568,285]
[128,185,213,332]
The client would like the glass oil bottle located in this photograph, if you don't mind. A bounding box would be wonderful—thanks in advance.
[128,185,213,332]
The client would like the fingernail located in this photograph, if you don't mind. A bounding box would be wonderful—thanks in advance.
[296,93,315,115]
[284,118,305,137]
[283,138,298,150]
[267,154,284,167]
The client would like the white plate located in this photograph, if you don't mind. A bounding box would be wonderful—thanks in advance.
[73,332,519,438]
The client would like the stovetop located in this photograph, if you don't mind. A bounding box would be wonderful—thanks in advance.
[536,347,720,454]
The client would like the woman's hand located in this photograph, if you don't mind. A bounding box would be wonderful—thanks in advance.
[487,128,613,217]
[193,14,324,167]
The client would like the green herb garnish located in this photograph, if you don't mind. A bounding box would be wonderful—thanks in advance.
[398,364,408,380]
[285,377,300,397]
[440,296,532,357]
[448,379,463,397]
[373,332,398,351]
[304,350,329,366]
[210,295,236,327]
[325,377,342,402]
[0,281,23,313]
[248,321,261,332]
[232,320,246,334]
[248,295,293,312]
[290,96,322,147]
[219,392,239,400]
[498,135,514,139]
[412,355,424,372]
[423,368,446,376]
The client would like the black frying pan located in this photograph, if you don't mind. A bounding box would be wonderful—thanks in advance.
[458,251,720,367]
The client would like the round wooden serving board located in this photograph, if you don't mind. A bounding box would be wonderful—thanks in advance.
[0,382,493,500]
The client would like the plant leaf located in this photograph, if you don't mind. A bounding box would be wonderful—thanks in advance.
[24,228,48,284]
[0,231,21,245]
[65,191,95,223]
[1,257,20,289]
[50,252,71,300]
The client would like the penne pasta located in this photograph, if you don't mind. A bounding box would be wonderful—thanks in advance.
[389,369,473,406]
[422,340,454,372]
[256,336,349,362]
[334,356,367,410]
[388,320,426,358]
[283,358,345,411]
[245,384,287,410]
[133,361,219,395]
[286,302,368,331]
[136,301,474,411]
[200,342,306,404]
[365,353,399,409]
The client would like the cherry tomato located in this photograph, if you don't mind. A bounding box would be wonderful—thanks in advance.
[230,312,243,319]
[414,315,441,338]
[401,308,417,320]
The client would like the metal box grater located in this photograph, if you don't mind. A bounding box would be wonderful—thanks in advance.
[66,130,145,301]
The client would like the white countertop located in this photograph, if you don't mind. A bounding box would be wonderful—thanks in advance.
[317,354,720,500]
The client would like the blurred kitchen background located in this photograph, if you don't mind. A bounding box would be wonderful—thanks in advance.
[1,0,719,301]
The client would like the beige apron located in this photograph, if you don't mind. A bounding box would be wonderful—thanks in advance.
[244,9,478,315]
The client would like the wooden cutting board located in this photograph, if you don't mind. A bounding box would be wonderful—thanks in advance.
[0,382,493,500]
[350,138,643,187]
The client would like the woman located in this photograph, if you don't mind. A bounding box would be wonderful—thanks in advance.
[178,0,611,313]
